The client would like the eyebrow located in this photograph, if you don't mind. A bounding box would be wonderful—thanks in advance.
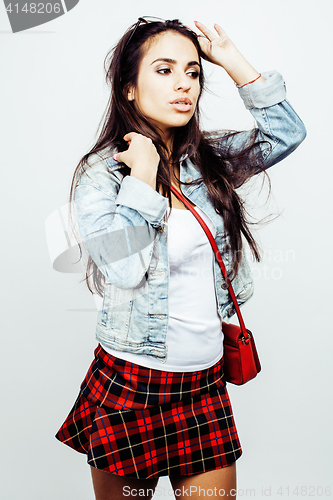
[150,58,200,68]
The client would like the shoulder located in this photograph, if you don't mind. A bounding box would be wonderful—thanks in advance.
[75,146,125,197]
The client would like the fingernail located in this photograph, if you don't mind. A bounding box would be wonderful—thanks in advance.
[194,20,198,24]
[113,154,118,161]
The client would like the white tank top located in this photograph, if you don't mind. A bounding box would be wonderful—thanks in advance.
[102,205,223,372]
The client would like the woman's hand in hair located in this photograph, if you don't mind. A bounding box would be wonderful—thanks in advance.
[194,21,265,87]
[115,132,160,190]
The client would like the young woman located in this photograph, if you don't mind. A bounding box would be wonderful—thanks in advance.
[56,18,306,500]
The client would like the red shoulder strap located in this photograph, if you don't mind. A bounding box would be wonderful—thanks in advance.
[170,184,249,339]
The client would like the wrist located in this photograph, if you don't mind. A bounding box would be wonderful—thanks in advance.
[235,73,262,88]
[130,170,157,190]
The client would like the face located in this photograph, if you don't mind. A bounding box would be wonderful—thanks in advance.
[127,31,201,141]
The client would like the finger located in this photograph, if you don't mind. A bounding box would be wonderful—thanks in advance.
[213,23,228,38]
[196,35,216,60]
[194,20,218,41]
[114,150,128,163]
[197,36,211,55]
[123,132,138,142]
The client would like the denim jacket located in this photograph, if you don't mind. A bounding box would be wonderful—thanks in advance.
[74,70,306,362]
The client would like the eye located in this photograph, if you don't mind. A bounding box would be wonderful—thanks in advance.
[187,70,200,79]
[157,67,172,75]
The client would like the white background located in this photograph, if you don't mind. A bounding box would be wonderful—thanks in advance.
[1,0,332,498]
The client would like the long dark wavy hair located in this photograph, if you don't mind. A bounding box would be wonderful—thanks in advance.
[70,18,271,296]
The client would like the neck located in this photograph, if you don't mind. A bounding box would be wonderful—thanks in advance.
[159,128,174,155]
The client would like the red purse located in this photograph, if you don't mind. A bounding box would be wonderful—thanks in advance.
[170,185,261,385]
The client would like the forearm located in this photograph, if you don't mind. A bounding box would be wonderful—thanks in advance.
[219,71,307,173]
[217,47,266,87]
[74,176,168,288]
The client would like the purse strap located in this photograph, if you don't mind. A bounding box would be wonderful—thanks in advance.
[170,184,250,340]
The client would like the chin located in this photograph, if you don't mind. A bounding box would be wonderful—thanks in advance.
[150,116,193,135]
[170,116,193,128]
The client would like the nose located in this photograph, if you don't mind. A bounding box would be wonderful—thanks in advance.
[174,73,191,92]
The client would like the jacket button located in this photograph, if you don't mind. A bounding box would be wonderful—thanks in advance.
[228,308,234,317]
[215,208,220,214]
[186,176,193,183]
[221,282,229,290]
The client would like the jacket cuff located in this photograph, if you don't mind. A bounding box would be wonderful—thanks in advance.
[238,70,287,110]
[115,175,168,225]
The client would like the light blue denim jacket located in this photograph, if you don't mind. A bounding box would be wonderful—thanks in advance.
[74,71,306,362]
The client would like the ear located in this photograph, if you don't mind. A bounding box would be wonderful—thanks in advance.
[127,84,135,101]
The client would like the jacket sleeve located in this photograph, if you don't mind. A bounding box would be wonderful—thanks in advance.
[218,70,307,174]
[74,155,168,289]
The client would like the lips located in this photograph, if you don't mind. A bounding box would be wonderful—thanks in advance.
[169,97,192,112]
[170,97,192,105]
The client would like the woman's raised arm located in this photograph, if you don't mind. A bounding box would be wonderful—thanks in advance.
[195,21,306,175]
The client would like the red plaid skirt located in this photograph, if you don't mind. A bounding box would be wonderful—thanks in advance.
[55,344,242,479]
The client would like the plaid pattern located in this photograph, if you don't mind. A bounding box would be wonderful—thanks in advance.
[55,344,242,479]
